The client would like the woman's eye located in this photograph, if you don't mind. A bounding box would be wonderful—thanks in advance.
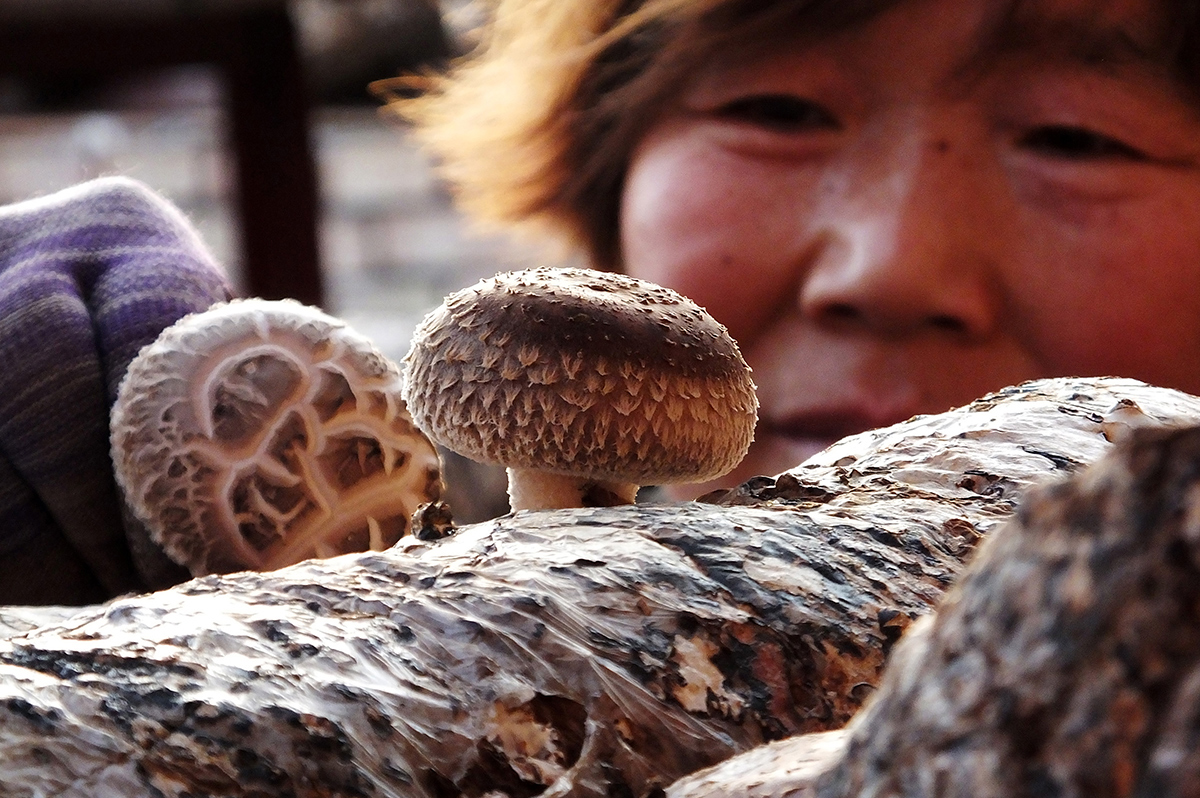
[715,95,840,133]
[1018,125,1145,160]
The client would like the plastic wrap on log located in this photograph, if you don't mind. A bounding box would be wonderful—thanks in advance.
[1,378,1200,797]
[811,422,1200,798]
[668,392,1200,798]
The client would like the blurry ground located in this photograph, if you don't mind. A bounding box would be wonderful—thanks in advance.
[0,1,550,521]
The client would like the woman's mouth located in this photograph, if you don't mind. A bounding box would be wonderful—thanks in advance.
[763,410,883,441]
[683,408,918,497]
[756,410,898,465]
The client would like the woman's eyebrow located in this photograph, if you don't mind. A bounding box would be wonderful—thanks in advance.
[963,12,1172,77]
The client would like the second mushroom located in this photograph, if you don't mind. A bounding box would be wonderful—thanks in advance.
[402,268,758,511]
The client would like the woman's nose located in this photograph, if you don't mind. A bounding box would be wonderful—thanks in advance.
[798,139,1003,340]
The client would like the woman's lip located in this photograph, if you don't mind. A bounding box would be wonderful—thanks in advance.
[759,410,886,443]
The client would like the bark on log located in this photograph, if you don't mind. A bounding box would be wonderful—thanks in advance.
[665,729,851,798]
[1,378,1198,797]
[667,393,1200,798]
[818,422,1200,798]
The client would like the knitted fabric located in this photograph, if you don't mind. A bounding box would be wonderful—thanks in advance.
[0,177,233,605]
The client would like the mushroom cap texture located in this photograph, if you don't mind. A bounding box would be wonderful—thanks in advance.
[402,268,758,485]
[111,298,443,576]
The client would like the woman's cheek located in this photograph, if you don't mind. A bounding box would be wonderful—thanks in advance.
[1001,187,1200,394]
[620,136,796,344]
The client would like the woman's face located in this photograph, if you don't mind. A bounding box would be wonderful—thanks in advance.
[620,0,1200,496]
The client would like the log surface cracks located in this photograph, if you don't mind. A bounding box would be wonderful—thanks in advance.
[1,378,1199,797]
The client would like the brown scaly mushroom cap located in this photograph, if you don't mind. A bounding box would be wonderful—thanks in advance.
[402,267,758,511]
[111,298,443,576]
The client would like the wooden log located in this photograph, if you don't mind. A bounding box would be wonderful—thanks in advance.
[815,421,1200,798]
[1,377,1198,797]
[668,393,1200,798]
[665,728,852,798]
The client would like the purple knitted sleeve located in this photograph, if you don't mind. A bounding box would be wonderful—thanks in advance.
[0,177,233,604]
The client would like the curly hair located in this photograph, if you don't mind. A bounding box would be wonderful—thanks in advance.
[388,0,1200,271]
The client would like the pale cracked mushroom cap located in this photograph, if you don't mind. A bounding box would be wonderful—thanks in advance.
[402,268,758,510]
[111,298,443,576]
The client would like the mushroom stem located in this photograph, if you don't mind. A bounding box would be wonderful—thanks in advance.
[506,468,639,512]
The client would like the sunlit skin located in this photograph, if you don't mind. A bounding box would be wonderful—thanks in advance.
[620,0,1200,498]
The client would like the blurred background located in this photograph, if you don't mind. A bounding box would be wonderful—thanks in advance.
[0,0,552,520]
[0,0,554,357]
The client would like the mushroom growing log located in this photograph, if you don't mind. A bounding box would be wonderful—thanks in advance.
[1,378,1198,797]
[667,395,1200,798]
